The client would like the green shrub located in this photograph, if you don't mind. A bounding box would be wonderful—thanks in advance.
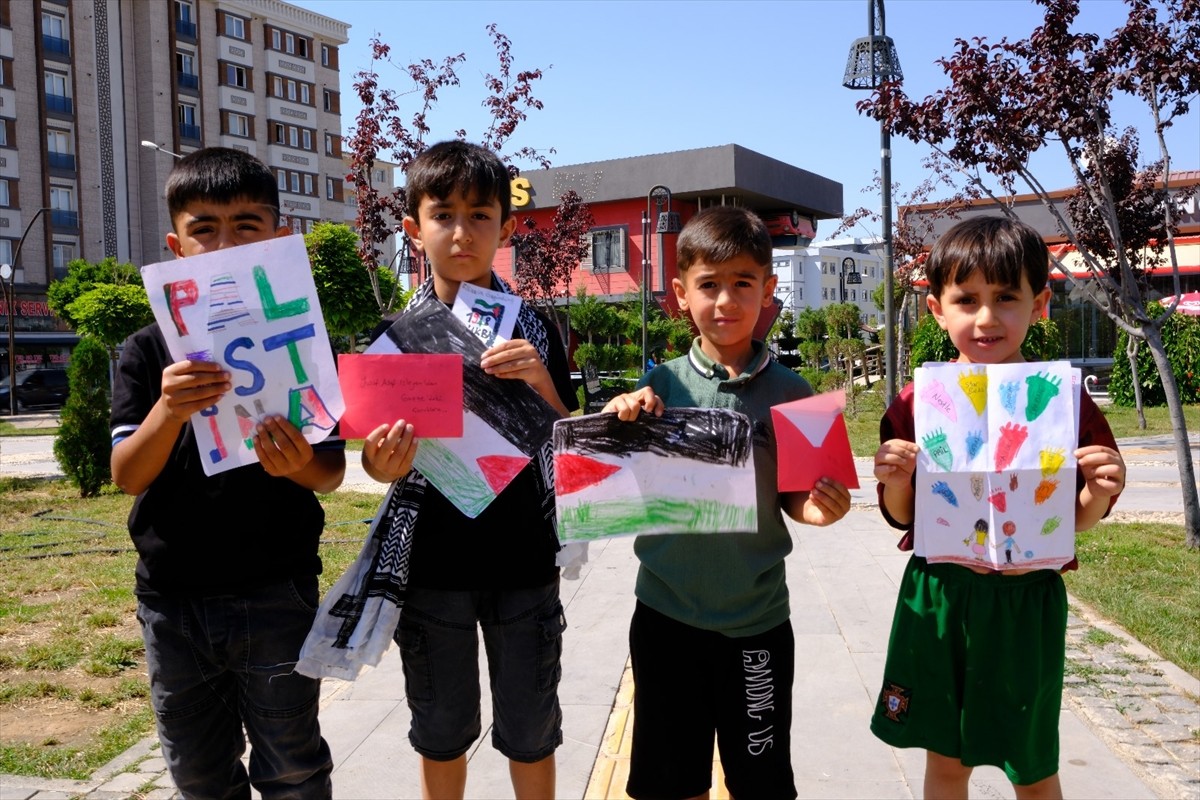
[53,336,112,497]
[1109,301,1200,407]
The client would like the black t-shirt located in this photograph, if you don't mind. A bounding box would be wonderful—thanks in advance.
[370,307,579,590]
[111,323,343,597]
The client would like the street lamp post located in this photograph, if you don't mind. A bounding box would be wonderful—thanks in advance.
[840,256,863,304]
[844,0,903,403]
[641,185,681,374]
[140,140,183,159]
[1,207,53,415]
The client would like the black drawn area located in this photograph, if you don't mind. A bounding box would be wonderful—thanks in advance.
[553,408,753,466]
[382,301,558,455]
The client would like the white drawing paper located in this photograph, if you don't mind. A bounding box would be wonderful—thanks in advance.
[451,283,521,348]
[141,236,344,476]
[913,361,1079,570]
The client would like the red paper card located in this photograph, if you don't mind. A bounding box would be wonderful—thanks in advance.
[771,389,861,492]
[337,354,464,439]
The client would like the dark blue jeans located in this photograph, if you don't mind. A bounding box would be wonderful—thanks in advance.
[137,578,333,800]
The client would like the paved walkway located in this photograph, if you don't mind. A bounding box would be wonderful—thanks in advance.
[1,416,1197,799]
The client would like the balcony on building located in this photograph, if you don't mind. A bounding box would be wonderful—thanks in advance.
[42,34,71,58]
[179,122,201,142]
[47,152,75,172]
[46,94,73,115]
[178,72,199,91]
[176,18,197,40]
[51,209,79,230]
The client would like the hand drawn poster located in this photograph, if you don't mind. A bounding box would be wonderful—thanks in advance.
[451,282,521,348]
[336,354,464,439]
[376,300,560,517]
[914,361,1079,570]
[553,408,758,541]
[142,236,343,476]
[772,389,860,492]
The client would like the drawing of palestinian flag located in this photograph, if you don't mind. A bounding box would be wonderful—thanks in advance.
[553,408,758,542]
[413,409,530,518]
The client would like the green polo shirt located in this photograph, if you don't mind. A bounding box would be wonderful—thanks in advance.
[633,338,814,637]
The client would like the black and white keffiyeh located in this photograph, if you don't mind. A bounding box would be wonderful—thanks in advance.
[297,274,580,680]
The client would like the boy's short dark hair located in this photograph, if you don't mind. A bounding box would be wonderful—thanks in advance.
[406,140,512,223]
[925,216,1049,298]
[165,147,280,224]
[677,206,772,272]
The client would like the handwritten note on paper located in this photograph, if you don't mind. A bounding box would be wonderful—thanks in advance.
[914,361,1079,571]
[337,354,464,439]
[141,236,344,476]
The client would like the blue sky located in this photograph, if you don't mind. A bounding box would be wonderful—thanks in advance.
[294,0,1199,235]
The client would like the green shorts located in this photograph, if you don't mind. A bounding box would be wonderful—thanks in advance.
[870,556,1067,786]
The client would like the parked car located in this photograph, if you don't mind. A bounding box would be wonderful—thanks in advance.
[0,368,70,414]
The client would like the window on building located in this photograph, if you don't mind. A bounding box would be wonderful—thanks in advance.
[44,70,69,99]
[796,288,803,301]
[273,123,285,144]
[822,287,828,300]
[288,126,298,147]
[303,174,313,195]
[50,186,73,211]
[326,177,335,200]
[272,75,283,97]
[228,112,249,137]
[277,170,287,191]
[0,179,9,207]
[46,129,70,154]
[0,58,11,89]
[42,12,69,55]
[373,169,385,183]
[224,14,245,40]
[52,243,74,280]
[286,79,296,101]
[176,51,196,78]
[300,84,310,105]
[290,173,300,193]
[225,64,248,89]
[271,29,281,50]
[323,89,335,112]
[175,0,194,24]
[321,45,331,67]
[584,227,627,272]
[0,239,13,266]
[285,33,295,54]
[302,130,312,150]
[0,120,8,147]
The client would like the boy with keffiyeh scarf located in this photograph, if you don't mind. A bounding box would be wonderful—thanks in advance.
[305,140,577,800]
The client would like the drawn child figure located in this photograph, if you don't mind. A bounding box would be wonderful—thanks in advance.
[110,147,345,798]
[998,520,1020,565]
[871,216,1126,799]
[602,206,852,799]
[358,140,577,800]
[964,518,989,560]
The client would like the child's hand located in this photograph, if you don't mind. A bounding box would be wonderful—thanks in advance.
[362,419,418,483]
[480,339,567,414]
[253,415,313,477]
[786,478,852,526]
[1075,444,1125,499]
[602,387,663,421]
[481,339,550,386]
[159,360,230,421]
[874,439,920,489]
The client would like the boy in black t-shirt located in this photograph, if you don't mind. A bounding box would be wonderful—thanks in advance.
[110,147,345,799]
[358,140,577,800]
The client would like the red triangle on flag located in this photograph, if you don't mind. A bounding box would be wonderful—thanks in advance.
[554,453,622,495]
[477,455,529,495]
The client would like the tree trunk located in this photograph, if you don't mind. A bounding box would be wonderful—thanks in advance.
[1141,325,1200,548]
[1126,335,1146,430]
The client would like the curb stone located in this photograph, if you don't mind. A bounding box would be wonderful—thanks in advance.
[1064,595,1200,800]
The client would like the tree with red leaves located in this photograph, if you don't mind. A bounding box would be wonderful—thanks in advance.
[345,26,553,313]
[510,190,595,339]
[860,0,1200,545]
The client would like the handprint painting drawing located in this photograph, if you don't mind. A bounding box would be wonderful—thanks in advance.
[142,236,344,476]
[913,361,1078,570]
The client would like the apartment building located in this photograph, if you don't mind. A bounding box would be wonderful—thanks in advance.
[0,0,349,371]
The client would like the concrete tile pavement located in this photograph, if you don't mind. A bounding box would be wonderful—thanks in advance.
[1,424,1196,798]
